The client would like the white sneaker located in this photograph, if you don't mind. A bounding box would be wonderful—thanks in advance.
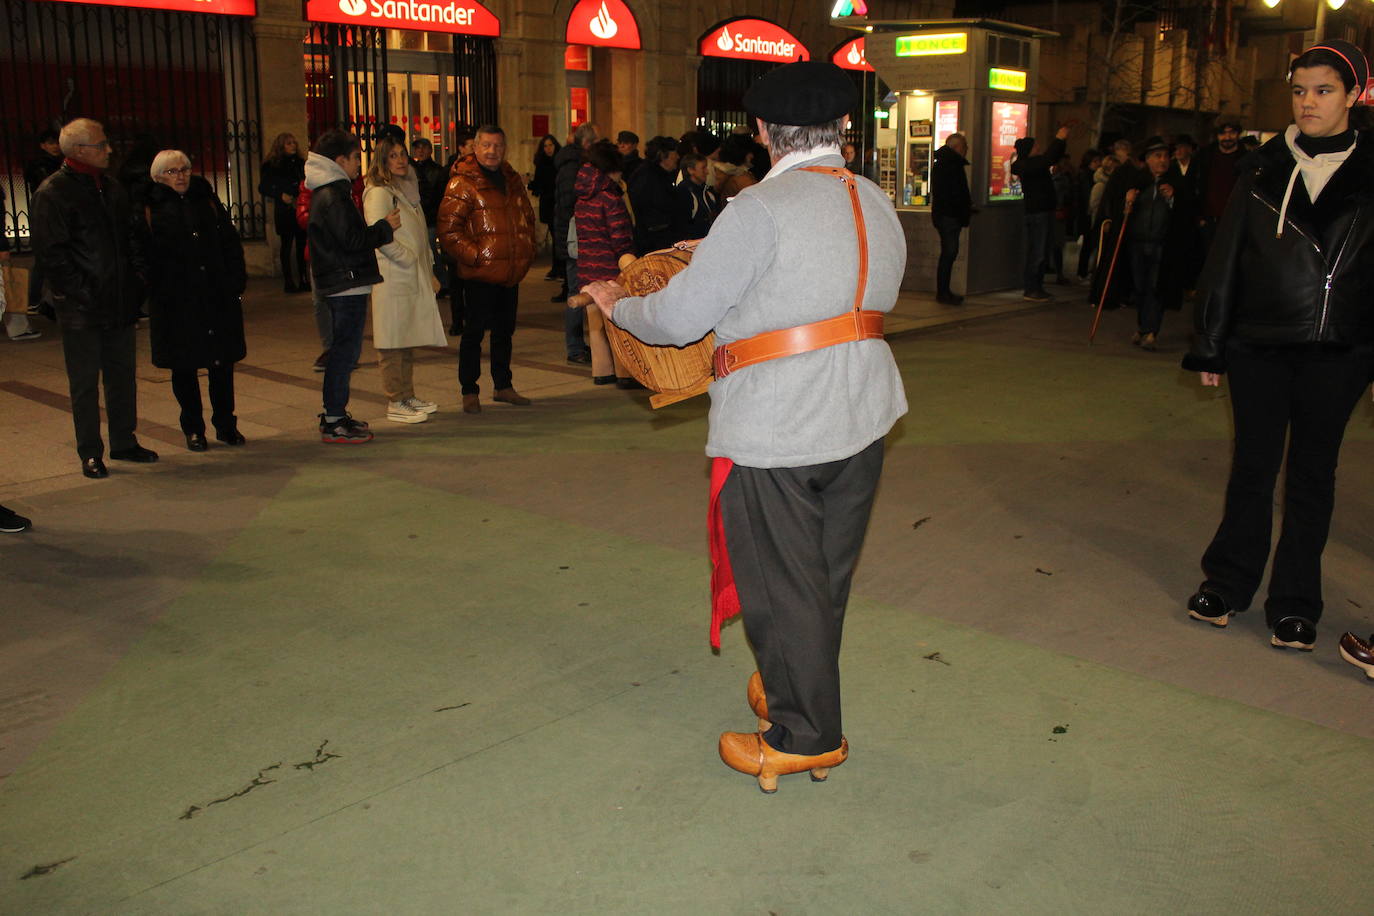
[386,400,429,423]
[403,396,438,414]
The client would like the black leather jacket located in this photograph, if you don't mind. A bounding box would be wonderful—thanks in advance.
[1184,131,1374,373]
[307,178,393,296]
[30,165,145,331]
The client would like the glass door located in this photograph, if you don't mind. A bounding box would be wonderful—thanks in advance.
[386,51,457,164]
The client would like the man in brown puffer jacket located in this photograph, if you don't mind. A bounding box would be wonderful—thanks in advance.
[437,125,537,413]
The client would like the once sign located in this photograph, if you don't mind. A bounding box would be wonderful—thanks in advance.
[700,18,809,63]
[304,0,499,36]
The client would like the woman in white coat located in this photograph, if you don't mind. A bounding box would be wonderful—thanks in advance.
[363,137,448,423]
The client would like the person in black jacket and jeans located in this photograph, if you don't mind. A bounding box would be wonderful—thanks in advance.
[1011,125,1069,301]
[31,118,157,479]
[1183,40,1374,656]
[930,132,971,305]
[306,129,399,443]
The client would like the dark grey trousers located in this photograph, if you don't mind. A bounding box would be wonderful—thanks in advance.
[60,322,138,460]
[720,437,885,756]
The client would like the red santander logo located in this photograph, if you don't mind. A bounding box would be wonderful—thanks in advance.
[305,0,500,36]
[565,0,641,50]
[700,18,809,63]
[831,36,873,72]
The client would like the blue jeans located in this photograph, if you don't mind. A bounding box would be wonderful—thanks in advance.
[1023,211,1053,294]
[1129,241,1164,335]
[564,258,587,358]
[323,294,367,417]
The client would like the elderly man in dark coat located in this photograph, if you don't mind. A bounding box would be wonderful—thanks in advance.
[584,62,908,793]
[31,117,156,478]
[930,132,972,304]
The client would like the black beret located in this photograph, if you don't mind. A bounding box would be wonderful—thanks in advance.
[743,61,858,127]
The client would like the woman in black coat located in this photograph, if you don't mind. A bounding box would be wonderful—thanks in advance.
[141,150,248,451]
[530,134,561,279]
[259,132,308,293]
[1182,41,1374,656]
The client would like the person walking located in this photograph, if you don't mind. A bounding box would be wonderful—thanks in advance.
[31,118,158,478]
[1122,137,1180,350]
[584,61,907,793]
[307,129,399,444]
[929,132,971,305]
[574,140,636,388]
[139,150,248,451]
[437,125,538,414]
[1183,40,1374,655]
[1011,125,1069,302]
[363,136,448,424]
[259,133,308,293]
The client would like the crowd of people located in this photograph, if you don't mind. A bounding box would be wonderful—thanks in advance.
[6,42,1374,759]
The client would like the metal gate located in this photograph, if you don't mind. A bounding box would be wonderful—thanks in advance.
[696,56,775,136]
[452,36,497,131]
[0,0,263,251]
[304,23,387,152]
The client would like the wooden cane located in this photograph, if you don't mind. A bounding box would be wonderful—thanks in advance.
[1089,200,1133,344]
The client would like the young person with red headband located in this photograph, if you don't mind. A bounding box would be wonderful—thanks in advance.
[1183,39,1374,662]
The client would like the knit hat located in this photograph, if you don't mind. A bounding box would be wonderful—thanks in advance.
[1296,38,1370,100]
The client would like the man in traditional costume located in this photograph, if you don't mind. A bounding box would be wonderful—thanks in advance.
[583,61,908,793]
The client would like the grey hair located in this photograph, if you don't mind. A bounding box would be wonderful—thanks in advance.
[58,118,103,157]
[150,149,191,180]
[762,117,848,158]
[573,122,599,149]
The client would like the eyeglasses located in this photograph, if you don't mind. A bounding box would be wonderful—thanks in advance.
[161,167,192,176]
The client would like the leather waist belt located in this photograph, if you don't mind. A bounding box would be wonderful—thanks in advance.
[711,165,883,381]
[713,310,885,379]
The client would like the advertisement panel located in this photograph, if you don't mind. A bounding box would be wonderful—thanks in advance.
[700,18,809,63]
[831,36,873,72]
[43,0,256,14]
[988,100,1027,200]
[566,0,641,50]
[934,99,959,149]
[304,0,499,36]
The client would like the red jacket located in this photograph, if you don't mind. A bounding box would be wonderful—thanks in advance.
[295,176,364,259]
[572,163,633,284]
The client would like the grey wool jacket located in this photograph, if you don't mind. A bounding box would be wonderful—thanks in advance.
[612,152,908,468]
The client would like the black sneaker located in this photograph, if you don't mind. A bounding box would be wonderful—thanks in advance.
[320,413,373,444]
[1271,616,1316,651]
[0,505,32,533]
[1187,590,1233,627]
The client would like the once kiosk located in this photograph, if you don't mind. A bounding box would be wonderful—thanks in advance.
[858,19,1057,295]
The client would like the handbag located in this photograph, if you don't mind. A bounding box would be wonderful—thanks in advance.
[2,264,29,314]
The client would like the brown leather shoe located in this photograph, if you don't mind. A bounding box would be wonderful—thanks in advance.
[717,731,847,794]
[493,387,531,406]
[1339,632,1374,680]
[462,394,481,414]
[746,671,770,731]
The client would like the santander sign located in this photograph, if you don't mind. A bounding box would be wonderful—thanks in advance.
[700,18,809,63]
[566,0,641,50]
[831,36,873,72]
[305,0,499,36]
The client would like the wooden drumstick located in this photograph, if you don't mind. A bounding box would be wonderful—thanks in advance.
[568,254,637,309]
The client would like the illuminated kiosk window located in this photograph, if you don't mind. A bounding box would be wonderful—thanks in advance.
[874,90,936,207]
[989,100,1028,201]
[988,68,1026,92]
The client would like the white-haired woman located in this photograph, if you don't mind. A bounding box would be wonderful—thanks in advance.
[139,149,248,450]
[362,135,447,422]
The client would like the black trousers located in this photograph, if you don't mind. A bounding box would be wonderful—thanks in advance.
[274,204,307,288]
[458,280,517,395]
[1201,342,1374,625]
[170,365,236,436]
[933,215,962,298]
[720,438,885,756]
[60,323,139,460]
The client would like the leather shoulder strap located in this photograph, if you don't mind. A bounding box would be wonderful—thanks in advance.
[798,166,868,314]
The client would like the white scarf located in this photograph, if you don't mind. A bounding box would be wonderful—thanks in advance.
[1276,123,1355,238]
